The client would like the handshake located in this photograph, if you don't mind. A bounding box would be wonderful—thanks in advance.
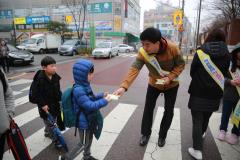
[104,88,126,102]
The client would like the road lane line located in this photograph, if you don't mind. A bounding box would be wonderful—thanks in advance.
[74,103,138,160]
[209,113,240,160]
[143,107,182,160]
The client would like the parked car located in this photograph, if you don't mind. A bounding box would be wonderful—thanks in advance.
[117,44,134,53]
[8,44,34,65]
[92,42,119,58]
[58,39,88,56]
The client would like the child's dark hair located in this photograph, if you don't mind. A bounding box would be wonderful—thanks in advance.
[89,66,94,73]
[140,27,167,53]
[231,47,240,72]
[41,56,56,67]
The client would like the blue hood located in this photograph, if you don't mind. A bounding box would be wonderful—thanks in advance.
[73,59,94,87]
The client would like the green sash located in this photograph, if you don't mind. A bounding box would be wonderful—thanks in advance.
[230,69,240,127]
[197,49,225,90]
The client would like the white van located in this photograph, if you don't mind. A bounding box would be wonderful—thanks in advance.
[23,34,61,54]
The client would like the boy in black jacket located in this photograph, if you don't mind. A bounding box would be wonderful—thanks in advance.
[34,56,62,148]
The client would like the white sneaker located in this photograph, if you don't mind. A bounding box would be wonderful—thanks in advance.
[188,147,203,160]
[202,132,206,139]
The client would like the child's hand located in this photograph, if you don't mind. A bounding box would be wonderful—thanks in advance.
[104,95,111,102]
[42,105,49,113]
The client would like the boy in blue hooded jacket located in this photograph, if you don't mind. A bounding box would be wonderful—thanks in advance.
[72,59,111,160]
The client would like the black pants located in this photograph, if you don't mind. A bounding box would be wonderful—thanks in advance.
[141,85,179,139]
[0,57,9,73]
[0,133,6,160]
[191,110,212,151]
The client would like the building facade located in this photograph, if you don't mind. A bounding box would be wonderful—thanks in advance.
[0,0,140,45]
[143,3,192,53]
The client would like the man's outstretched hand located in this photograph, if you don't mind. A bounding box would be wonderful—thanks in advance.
[113,87,126,97]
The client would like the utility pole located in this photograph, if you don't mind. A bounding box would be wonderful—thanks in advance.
[195,0,202,49]
[178,0,185,49]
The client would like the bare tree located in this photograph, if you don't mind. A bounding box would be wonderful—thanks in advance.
[202,16,229,32]
[62,0,89,40]
[211,0,240,21]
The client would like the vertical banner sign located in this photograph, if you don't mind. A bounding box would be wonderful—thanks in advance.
[90,23,96,49]
[114,16,122,32]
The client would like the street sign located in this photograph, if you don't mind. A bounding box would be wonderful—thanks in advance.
[65,15,72,24]
[173,10,183,26]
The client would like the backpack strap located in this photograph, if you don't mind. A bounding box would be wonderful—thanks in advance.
[72,84,85,136]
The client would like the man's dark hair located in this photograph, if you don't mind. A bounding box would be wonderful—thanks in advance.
[140,27,162,43]
[205,29,226,43]
[41,56,56,67]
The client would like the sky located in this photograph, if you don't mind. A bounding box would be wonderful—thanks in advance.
[140,0,219,32]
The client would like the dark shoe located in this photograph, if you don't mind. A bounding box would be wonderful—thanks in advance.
[44,132,51,138]
[139,135,150,146]
[54,140,63,149]
[83,156,98,160]
[158,137,166,147]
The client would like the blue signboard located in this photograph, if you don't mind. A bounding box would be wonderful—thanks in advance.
[26,16,50,24]
[0,10,13,19]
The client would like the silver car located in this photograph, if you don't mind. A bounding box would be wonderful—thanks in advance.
[92,42,119,58]
[58,39,88,56]
[117,44,134,53]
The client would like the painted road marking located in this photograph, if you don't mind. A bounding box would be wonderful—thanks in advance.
[74,103,138,160]
[209,113,240,160]
[143,107,182,160]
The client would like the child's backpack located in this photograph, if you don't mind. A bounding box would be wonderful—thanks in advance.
[29,70,41,104]
[61,86,77,128]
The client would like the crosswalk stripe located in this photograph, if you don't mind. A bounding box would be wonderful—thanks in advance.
[14,107,39,127]
[9,79,32,86]
[13,91,22,96]
[143,107,182,160]
[129,54,137,57]
[209,113,240,160]
[20,86,30,92]
[74,103,138,160]
[15,95,29,107]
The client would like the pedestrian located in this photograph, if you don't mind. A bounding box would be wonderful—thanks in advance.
[113,27,185,147]
[187,29,231,160]
[71,59,111,160]
[0,40,10,73]
[217,43,240,145]
[34,56,63,149]
[0,67,15,160]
